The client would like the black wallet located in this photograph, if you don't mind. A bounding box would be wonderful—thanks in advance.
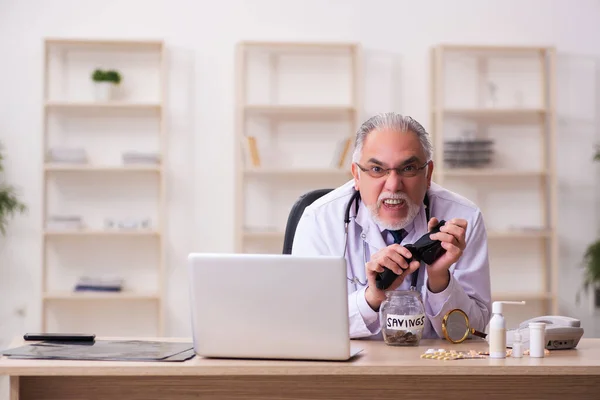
[375,220,447,290]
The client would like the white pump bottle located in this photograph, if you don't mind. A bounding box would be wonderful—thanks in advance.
[488,300,526,359]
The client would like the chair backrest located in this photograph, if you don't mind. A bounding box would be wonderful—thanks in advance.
[282,188,333,254]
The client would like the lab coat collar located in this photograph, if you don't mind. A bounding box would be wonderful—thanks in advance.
[355,201,387,251]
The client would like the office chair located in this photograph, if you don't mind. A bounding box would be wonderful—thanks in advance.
[282,188,333,254]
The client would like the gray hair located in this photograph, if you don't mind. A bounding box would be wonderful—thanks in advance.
[351,112,433,163]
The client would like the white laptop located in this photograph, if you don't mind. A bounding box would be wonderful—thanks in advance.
[187,252,362,361]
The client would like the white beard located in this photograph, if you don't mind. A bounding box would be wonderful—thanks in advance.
[367,191,420,231]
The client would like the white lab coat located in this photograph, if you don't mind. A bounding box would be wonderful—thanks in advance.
[291,180,492,340]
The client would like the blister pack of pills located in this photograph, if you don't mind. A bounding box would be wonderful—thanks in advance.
[420,348,488,360]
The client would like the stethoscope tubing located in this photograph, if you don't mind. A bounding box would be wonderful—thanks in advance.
[344,190,430,291]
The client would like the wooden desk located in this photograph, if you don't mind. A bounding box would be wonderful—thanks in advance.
[1,337,599,400]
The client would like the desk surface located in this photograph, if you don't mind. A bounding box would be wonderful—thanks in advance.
[1,337,598,377]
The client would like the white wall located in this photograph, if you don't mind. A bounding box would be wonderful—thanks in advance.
[1,0,600,354]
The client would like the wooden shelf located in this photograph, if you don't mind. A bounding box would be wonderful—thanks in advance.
[442,168,547,178]
[44,230,160,237]
[244,104,356,117]
[441,107,546,114]
[492,291,555,301]
[236,41,361,253]
[488,229,552,239]
[438,44,549,53]
[438,108,546,123]
[45,38,163,50]
[44,164,161,173]
[240,41,358,52]
[45,101,161,111]
[43,291,160,301]
[41,37,167,336]
[244,168,350,177]
[431,44,558,316]
[243,231,285,240]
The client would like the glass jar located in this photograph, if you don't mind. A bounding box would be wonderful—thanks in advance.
[379,290,426,346]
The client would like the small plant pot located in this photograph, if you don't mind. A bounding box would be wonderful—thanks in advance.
[94,82,115,102]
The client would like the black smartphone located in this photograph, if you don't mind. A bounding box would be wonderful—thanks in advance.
[23,333,96,342]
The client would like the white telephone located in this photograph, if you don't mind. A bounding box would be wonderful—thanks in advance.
[506,315,584,350]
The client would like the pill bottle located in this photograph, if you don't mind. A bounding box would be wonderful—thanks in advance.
[512,331,524,358]
[379,290,425,346]
[529,322,546,358]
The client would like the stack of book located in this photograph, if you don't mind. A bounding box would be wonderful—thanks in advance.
[74,276,124,292]
[444,138,494,168]
[46,215,84,231]
[122,151,160,165]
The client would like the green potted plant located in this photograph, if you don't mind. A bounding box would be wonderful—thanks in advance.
[0,142,27,236]
[579,145,600,308]
[91,68,122,101]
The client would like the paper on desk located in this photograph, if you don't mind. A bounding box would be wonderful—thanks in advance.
[1,340,196,362]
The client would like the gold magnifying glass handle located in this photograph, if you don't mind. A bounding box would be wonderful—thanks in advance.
[470,328,487,339]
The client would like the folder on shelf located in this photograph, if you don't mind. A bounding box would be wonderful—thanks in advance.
[1,340,195,362]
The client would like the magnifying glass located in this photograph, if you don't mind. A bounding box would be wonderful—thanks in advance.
[442,309,487,344]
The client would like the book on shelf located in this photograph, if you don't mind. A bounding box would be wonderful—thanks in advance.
[242,136,261,167]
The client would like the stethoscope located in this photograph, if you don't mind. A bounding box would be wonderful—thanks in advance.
[343,189,431,291]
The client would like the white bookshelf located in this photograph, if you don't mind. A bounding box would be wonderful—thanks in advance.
[235,41,361,253]
[430,44,558,322]
[41,38,167,336]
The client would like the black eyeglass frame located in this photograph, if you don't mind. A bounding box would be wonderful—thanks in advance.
[354,160,430,178]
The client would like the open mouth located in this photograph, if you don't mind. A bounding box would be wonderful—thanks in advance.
[382,198,406,210]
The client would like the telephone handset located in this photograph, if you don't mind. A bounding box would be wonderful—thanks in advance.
[506,315,584,350]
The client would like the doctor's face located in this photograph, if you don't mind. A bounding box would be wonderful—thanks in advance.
[351,128,433,231]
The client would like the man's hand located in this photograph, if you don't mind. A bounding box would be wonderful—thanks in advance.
[426,217,468,293]
[364,245,421,311]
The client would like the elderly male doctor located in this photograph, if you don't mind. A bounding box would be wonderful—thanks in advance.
[292,112,492,339]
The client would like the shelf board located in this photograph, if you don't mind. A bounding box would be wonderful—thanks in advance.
[245,230,552,241]
[245,229,552,239]
[492,291,555,301]
[487,229,552,239]
[244,104,356,116]
[438,44,550,53]
[241,41,358,51]
[44,164,161,173]
[244,231,285,239]
[437,108,547,123]
[43,291,160,301]
[244,168,351,177]
[45,101,162,111]
[45,38,163,50]
[442,168,547,178]
[44,229,160,237]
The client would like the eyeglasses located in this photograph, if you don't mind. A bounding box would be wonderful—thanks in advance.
[355,160,430,179]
